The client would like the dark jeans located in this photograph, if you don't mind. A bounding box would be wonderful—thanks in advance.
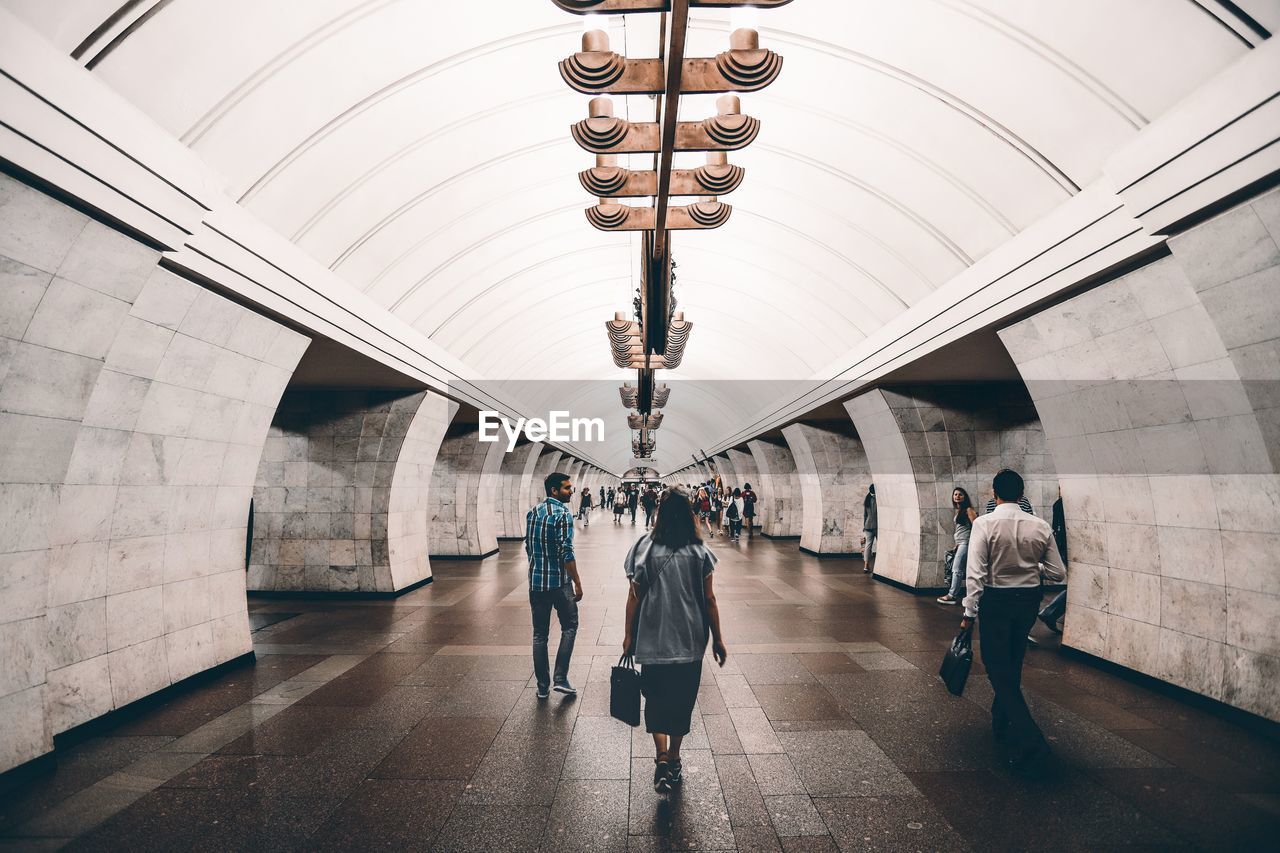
[978,587,1046,757]
[530,584,578,688]
[629,504,637,524]
[729,518,742,537]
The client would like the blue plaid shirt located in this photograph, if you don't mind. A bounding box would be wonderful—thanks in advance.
[525,497,576,592]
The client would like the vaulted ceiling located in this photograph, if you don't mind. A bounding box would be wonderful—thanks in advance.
[5,0,1270,472]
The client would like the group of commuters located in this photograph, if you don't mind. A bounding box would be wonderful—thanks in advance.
[527,465,1069,783]
[685,479,757,541]
[524,472,726,793]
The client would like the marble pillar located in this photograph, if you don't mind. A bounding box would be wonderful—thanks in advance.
[747,440,803,539]
[782,424,873,556]
[844,385,1055,589]
[998,189,1280,720]
[427,423,503,559]
[0,175,308,772]
[249,389,453,593]
[496,442,544,539]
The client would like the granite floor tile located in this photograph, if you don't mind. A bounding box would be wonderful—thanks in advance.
[729,708,783,755]
[753,685,846,722]
[715,754,771,828]
[161,754,298,790]
[815,795,969,852]
[777,731,918,798]
[747,754,806,796]
[542,779,629,852]
[306,778,464,850]
[431,804,550,853]
[764,795,827,837]
[369,716,504,780]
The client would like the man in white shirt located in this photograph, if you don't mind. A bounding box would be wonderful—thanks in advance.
[960,469,1066,773]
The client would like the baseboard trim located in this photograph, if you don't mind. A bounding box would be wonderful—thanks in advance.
[496,536,525,542]
[430,548,500,561]
[870,573,948,596]
[248,575,433,600]
[761,533,801,540]
[799,547,863,558]
[1058,645,1280,740]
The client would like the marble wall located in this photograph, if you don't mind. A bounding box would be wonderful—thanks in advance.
[248,389,453,593]
[783,424,873,556]
[495,442,544,539]
[747,440,803,538]
[845,385,1055,589]
[998,188,1280,720]
[427,426,503,558]
[0,175,308,773]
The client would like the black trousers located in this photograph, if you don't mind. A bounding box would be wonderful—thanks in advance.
[978,587,1046,756]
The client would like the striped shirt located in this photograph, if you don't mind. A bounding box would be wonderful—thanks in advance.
[985,497,1034,515]
[525,497,576,592]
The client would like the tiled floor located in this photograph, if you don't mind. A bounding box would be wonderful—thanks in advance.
[4,516,1279,851]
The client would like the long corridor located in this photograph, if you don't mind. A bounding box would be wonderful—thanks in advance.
[3,513,1278,851]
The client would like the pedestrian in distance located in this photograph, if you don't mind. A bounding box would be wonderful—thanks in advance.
[860,484,877,574]
[937,486,977,605]
[628,487,640,525]
[578,486,592,526]
[740,482,757,539]
[525,473,583,699]
[641,486,659,528]
[613,493,626,525]
[622,488,728,794]
[961,468,1065,775]
[724,487,744,541]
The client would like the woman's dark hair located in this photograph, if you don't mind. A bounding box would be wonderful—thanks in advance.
[733,487,741,497]
[651,489,702,548]
[952,486,973,527]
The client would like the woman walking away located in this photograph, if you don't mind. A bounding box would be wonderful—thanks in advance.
[695,487,716,538]
[860,484,877,574]
[613,493,626,525]
[578,486,593,526]
[622,489,728,793]
[938,487,977,604]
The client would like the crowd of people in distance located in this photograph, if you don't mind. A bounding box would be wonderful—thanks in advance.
[574,478,759,542]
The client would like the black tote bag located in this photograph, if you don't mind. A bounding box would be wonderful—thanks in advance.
[939,625,974,696]
[610,654,642,726]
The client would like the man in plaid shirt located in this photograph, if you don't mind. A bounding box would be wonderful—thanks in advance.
[525,472,584,698]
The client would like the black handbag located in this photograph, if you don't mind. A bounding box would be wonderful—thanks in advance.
[939,625,974,696]
[610,655,642,726]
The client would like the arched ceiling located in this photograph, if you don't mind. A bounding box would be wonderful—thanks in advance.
[5,0,1267,472]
